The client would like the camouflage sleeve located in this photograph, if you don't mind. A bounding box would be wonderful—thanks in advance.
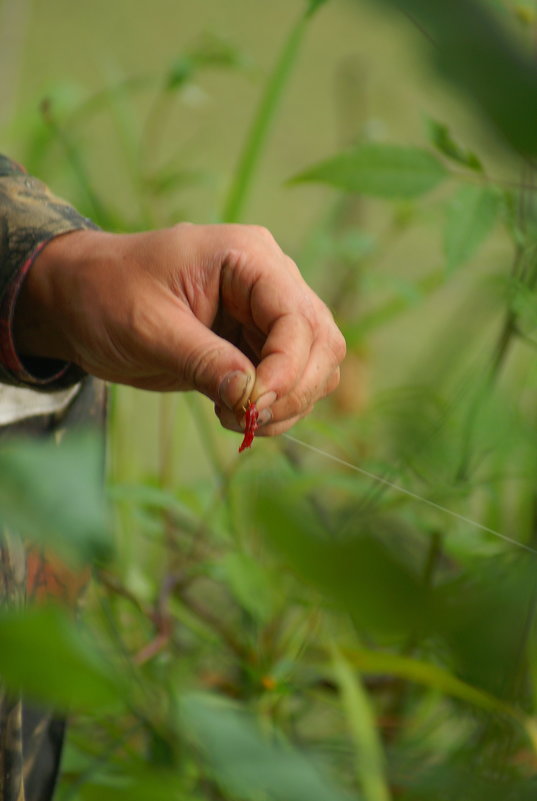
[0,154,100,390]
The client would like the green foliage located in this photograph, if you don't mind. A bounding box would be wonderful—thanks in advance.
[444,184,500,272]
[182,693,353,801]
[367,0,537,155]
[332,647,391,801]
[212,551,275,623]
[338,647,519,718]
[0,431,111,565]
[222,0,325,222]
[0,605,119,711]
[290,144,448,198]
[426,118,482,171]
[165,35,247,91]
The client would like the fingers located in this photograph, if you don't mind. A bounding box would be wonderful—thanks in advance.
[254,311,314,400]
[134,297,257,404]
[221,244,344,389]
[211,228,346,439]
[215,366,341,435]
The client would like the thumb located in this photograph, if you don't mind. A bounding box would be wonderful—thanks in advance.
[172,313,255,408]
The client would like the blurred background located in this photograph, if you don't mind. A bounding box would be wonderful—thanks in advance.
[3,1,537,799]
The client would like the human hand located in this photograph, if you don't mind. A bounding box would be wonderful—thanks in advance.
[14,224,345,436]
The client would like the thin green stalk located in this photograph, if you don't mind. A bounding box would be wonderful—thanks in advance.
[222,1,325,223]
[331,643,392,801]
[456,166,531,481]
[185,393,226,478]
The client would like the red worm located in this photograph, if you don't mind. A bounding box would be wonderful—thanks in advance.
[238,401,259,453]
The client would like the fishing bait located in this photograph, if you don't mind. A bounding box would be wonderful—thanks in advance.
[239,401,259,453]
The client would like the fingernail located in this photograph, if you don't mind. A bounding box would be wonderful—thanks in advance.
[258,408,272,427]
[219,371,251,411]
[255,391,277,412]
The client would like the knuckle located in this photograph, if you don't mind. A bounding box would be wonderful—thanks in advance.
[332,330,347,363]
[184,343,226,396]
[283,255,303,279]
[249,224,273,241]
[288,386,313,415]
[326,368,341,395]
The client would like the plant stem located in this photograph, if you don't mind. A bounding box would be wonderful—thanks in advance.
[331,643,392,801]
[185,393,226,478]
[41,101,114,228]
[221,3,322,223]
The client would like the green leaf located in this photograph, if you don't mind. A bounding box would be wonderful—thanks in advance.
[222,4,315,222]
[0,432,111,565]
[213,552,275,623]
[0,605,119,711]
[78,766,188,801]
[367,0,537,155]
[426,118,482,171]
[181,693,354,801]
[109,482,199,530]
[249,478,431,638]
[331,646,391,801]
[166,36,246,90]
[290,144,448,198]
[337,646,521,721]
[444,184,499,272]
[508,277,537,335]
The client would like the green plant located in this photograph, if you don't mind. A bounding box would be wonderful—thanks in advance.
[4,1,537,800]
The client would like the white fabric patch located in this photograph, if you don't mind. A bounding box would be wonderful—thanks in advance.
[0,383,80,426]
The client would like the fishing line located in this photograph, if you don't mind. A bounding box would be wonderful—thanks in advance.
[283,433,537,558]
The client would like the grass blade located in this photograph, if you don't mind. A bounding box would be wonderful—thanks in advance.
[331,644,391,801]
[221,2,325,222]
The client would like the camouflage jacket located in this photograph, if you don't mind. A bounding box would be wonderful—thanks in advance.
[0,155,105,801]
[0,154,98,391]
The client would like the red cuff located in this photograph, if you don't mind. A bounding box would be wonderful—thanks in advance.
[0,238,70,385]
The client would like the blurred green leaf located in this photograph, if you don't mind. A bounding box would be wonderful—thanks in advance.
[251,478,431,638]
[444,184,499,272]
[368,0,537,155]
[181,692,354,801]
[426,118,482,171]
[0,431,111,565]
[166,56,195,90]
[109,482,198,530]
[213,552,275,623]
[437,553,537,698]
[77,765,188,801]
[509,277,537,336]
[393,743,537,801]
[166,36,247,90]
[0,605,119,711]
[332,646,391,801]
[144,168,209,195]
[290,144,448,198]
[338,646,518,719]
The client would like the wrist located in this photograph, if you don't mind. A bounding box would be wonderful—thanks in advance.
[13,228,104,363]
